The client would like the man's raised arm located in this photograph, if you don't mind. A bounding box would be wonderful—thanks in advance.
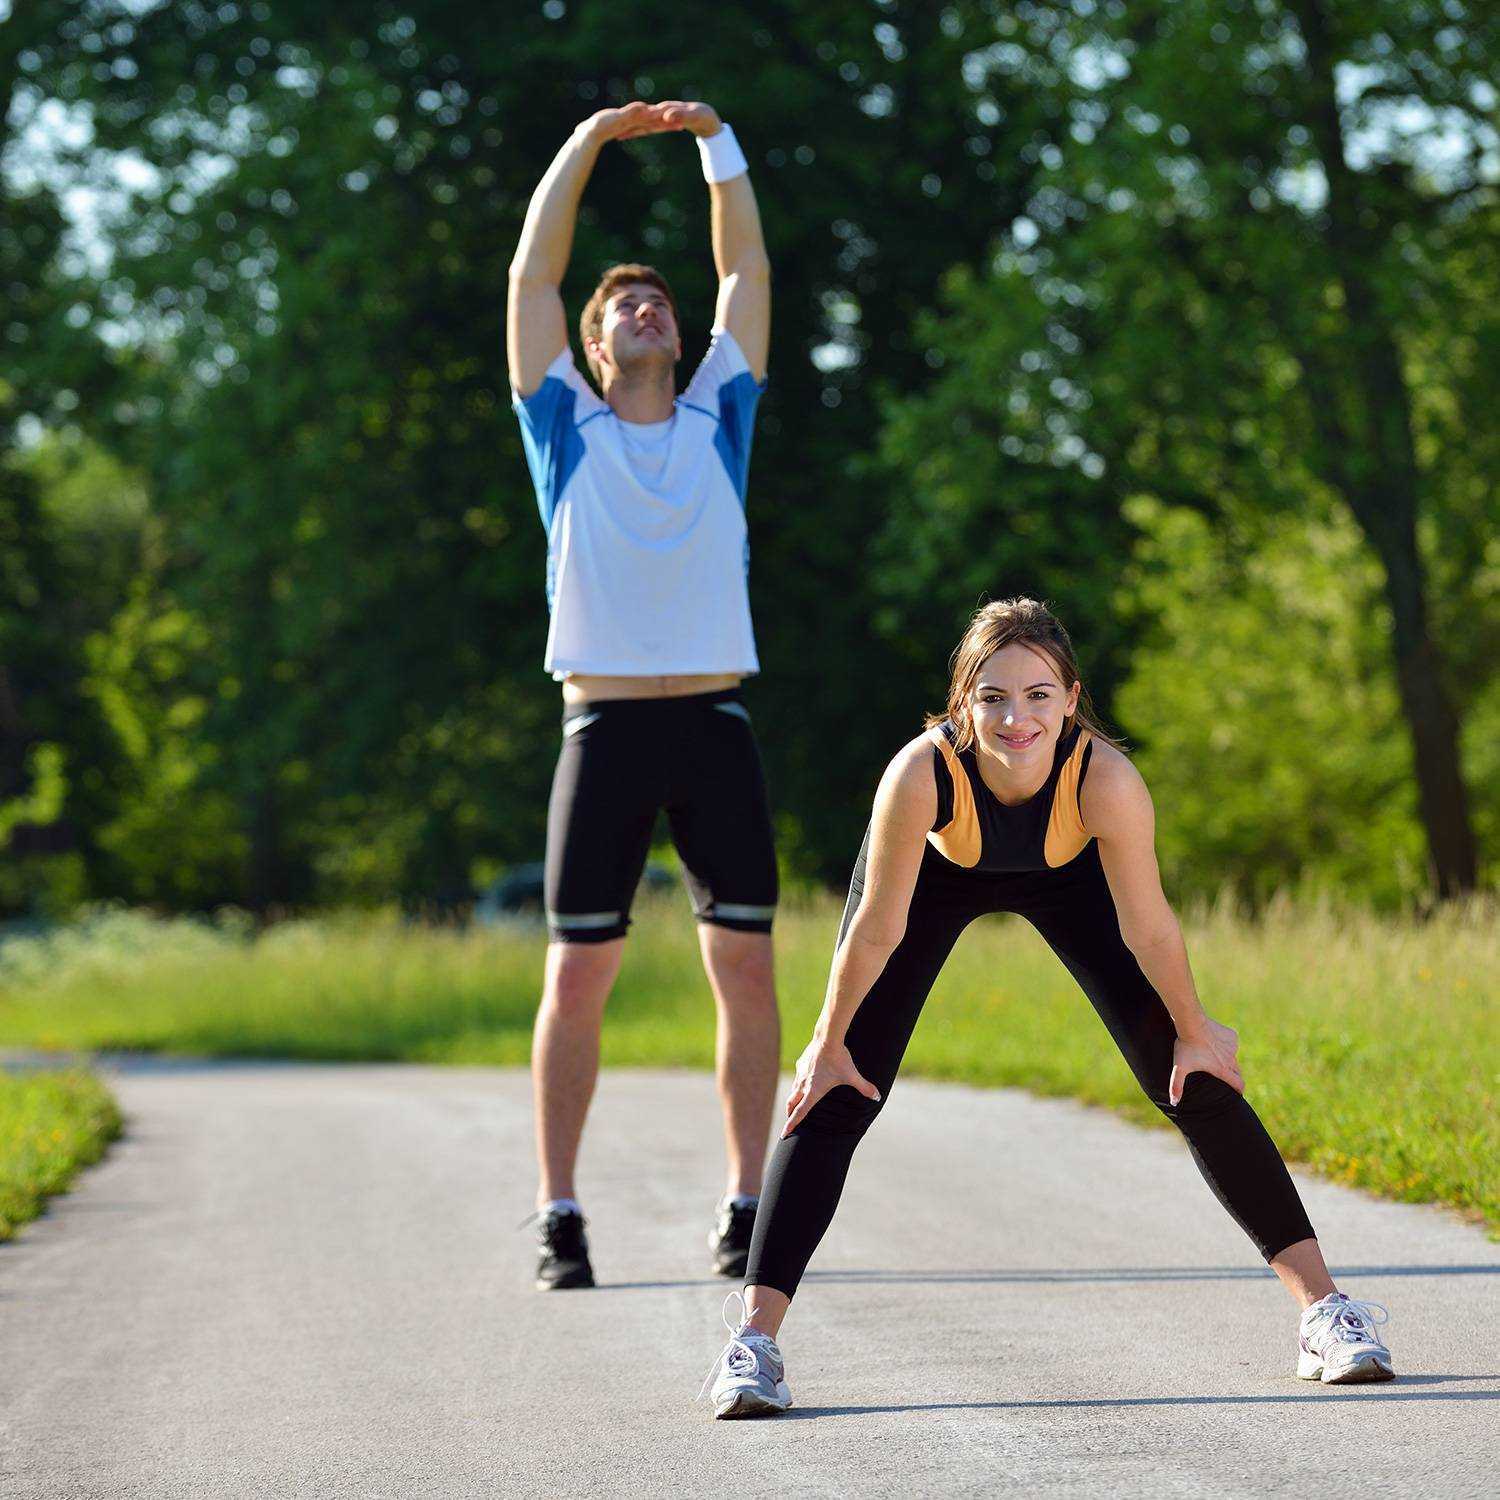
[506,103,658,398]
[658,103,771,381]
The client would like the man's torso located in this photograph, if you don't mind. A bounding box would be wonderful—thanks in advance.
[512,329,767,683]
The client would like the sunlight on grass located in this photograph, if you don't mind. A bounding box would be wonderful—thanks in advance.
[0,1071,122,1240]
[0,895,1493,1231]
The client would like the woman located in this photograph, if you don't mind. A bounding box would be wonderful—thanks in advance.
[705,599,1393,1417]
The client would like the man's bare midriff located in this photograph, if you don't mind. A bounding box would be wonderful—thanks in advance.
[561,672,743,704]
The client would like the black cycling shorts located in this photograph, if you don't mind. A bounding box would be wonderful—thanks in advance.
[544,689,778,944]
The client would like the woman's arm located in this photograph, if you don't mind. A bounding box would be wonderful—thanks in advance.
[781,736,937,1136]
[1083,746,1244,1106]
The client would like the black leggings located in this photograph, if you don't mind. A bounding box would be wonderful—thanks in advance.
[744,837,1315,1299]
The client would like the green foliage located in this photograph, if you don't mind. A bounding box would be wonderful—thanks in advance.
[1,897,1493,1231]
[2,4,1495,907]
[0,1069,123,1241]
[868,265,1136,717]
[1117,499,1427,904]
[0,744,86,916]
[10,0,1059,898]
[0,743,68,842]
[81,584,250,905]
[0,448,120,918]
[871,0,1499,895]
[1,427,229,914]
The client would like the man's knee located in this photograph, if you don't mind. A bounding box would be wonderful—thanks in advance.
[701,927,776,1002]
[542,940,623,1021]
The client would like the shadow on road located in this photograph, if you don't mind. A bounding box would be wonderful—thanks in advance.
[595,1263,1499,1292]
[801,1264,1500,1284]
[1,1050,317,1076]
[784,1384,1500,1417]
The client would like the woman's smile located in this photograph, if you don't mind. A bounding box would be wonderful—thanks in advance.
[993,728,1042,750]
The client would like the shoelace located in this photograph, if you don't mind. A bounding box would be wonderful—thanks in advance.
[698,1290,778,1400]
[716,1202,758,1242]
[1305,1296,1389,1347]
[515,1207,587,1256]
[514,1206,586,1229]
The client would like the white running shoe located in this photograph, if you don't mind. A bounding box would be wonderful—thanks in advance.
[1297,1292,1395,1384]
[700,1292,793,1419]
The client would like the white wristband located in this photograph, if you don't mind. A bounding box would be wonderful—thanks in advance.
[698,123,749,184]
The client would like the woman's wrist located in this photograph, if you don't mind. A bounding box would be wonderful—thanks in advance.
[1173,1008,1211,1041]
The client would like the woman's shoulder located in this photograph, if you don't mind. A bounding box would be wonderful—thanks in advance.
[889,730,943,781]
[875,732,943,815]
[1080,738,1151,830]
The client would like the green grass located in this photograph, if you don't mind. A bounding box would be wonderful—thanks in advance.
[0,896,1494,1232]
[0,1070,123,1241]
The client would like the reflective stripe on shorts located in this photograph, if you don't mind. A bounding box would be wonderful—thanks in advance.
[710,902,777,923]
[547,909,623,931]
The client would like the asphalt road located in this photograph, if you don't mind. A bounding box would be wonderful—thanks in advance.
[2,1061,1496,1498]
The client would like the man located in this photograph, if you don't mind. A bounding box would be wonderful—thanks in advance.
[507,100,778,1289]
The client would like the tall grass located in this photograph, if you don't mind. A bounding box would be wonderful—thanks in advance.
[0,1070,123,1240]
[0,895,1493,1231]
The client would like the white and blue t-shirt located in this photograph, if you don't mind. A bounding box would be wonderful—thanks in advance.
[512,329,766,679]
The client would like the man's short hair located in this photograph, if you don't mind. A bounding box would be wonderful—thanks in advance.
[579,263,680,384]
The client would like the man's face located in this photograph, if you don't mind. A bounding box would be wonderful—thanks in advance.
[593,281,681,378]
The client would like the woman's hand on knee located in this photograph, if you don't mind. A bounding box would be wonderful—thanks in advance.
[1168,1015,1244,1106]
[782,1039,881,1138]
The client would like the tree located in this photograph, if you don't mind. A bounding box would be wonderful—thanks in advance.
[1116,497,1429,904]
[21,0,1051,898]
[876,0,1498,896]
[2,9,126,915]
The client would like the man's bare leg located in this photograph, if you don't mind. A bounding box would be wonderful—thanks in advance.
[532,937,626,1206]
[698,925,779,1198]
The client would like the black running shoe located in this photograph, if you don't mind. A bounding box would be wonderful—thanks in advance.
[709,1198,758,1278]
[533,1207,595,1291]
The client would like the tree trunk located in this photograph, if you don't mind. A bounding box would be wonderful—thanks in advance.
[1357,501,1479,897]
[1317,321,1480,895]
[1294,0,1480,896]
[246,781,280,915]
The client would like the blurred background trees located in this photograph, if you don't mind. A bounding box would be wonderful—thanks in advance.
[1,0,1494,914]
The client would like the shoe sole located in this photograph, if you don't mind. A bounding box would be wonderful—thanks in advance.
[1322,1355,1395,1384]
[713,1384,793,1420]
[1297,1353,1395,1384]
[535,1270,595,1291]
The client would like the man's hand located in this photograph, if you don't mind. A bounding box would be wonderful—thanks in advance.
[1168,1015,1244,1107]
[580,100,722,146]
[653,101,723,138]
[580,101,665,145]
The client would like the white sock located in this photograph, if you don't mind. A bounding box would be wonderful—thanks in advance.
[721,1193,759,1211]
[540,1197,583,1217]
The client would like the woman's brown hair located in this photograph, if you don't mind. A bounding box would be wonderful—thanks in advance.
[926,598,1124,754]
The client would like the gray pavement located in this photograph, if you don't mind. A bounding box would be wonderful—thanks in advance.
[1,1061,1496,1498]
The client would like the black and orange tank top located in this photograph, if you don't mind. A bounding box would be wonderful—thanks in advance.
[927,720,1094,872]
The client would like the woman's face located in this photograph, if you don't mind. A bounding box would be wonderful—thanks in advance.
[968,643,1081,772]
